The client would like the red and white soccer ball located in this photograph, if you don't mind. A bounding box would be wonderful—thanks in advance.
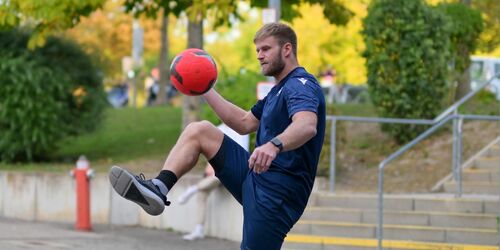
[170,48,218,96]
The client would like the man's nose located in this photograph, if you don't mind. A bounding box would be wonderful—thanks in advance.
[257,51,264,60]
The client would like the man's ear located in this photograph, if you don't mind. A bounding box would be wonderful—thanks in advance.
[282,42,293,58]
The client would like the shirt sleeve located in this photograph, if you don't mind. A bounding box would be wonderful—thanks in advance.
[250,95,267,120]
[284,78,319,118]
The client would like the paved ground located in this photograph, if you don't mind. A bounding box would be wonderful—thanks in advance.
[0,217,240,250]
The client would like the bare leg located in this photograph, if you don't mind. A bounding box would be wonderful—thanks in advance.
[162,121,224,178]
[196,190,209,227]
[108,120,224,216]
[197,176,220,191]
[178,175,220,204]
[196,177,220,224]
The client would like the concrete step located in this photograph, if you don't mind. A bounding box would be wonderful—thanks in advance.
[487,145,500,157]
[302,207,498,229]
[461,169,500,182]
[475,157,500,169]
[290,220,499,246]
[310,193,500,214]
[283,234,499,250]
[444,181,500,195]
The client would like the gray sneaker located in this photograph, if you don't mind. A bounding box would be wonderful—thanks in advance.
[109,166,170,216]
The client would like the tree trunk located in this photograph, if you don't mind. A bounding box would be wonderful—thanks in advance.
[454,0,472,101]
[182,14,203,128]
[156,11,169,105]
[454,46,471,101]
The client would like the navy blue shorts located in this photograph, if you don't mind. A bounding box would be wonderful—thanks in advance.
[209,135,297,250]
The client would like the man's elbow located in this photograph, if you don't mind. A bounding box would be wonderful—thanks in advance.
[236,128,250,135]
[235,124,256,135]
[306,125,317,139]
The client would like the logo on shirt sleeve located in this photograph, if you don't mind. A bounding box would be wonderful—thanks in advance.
[298,78,308,85]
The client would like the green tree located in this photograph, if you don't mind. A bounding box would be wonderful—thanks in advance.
[0,0,105,48]
[123,0,188,106]
[363,0,451,143]
[249,0,353,26]
[291,1,367,84]
[0,29,107,162]
[437,2,483,101]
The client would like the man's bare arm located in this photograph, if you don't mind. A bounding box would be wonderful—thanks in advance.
[203,89,259,134]
[249,111,317,173]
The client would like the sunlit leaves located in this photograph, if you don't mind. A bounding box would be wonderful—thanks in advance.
[0,0,105,48]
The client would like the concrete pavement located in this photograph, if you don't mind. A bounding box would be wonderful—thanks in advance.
[0,217,240,250]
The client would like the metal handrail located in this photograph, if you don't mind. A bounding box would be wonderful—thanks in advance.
[374,73,500,250]
[376,114,500,249]
[326,116,435,192]
[434,75,500,122]
[327,73,500,192]
[322,72,500,249]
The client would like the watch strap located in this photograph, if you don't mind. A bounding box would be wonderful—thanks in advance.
[270,137,283,152]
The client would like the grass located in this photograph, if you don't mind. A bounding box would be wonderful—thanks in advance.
[0,162,74,173]
[0,106,182,172]
[333,103,378,117]
[56,106,182,162]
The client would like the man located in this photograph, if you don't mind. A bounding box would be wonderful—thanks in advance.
[109,22,325,250]
[178,123,249,241]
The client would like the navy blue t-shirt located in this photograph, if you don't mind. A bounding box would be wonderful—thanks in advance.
[250,67,325,209]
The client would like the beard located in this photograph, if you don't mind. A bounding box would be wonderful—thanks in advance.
[262,54,285,77]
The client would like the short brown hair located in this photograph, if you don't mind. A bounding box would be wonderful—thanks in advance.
[254,23,297,57]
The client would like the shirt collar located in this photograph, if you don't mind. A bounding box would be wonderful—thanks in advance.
[277,67,305,86]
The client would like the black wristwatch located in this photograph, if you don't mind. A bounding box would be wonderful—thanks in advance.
[270,137,283,152]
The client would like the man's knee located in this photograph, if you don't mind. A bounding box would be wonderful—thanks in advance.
[184,121,224,154]
[184,120,218,138]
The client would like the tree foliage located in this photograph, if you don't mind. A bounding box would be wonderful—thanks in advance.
[65,0,178,84]
[362,0,451,143]
[292,1,367,84]
[0,0,105,48]
[66,0,134,82]
[437,2,482,73]
[436,2,483,100]
[249,0,353,26]
[472,0,500,54]
[0,29,107,162]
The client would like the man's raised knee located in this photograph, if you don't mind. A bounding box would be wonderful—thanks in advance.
[183,121,225,158]
[185,120,215,133]
[184,120,221,140]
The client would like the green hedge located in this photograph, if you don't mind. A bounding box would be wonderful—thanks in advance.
[0,29,107,162]
[437,2,483,74]
[362,0,451,143]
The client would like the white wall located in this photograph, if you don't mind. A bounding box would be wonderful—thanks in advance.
[0,171,244,241]
[0,171,326,242]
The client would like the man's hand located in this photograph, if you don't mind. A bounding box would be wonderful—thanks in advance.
[248,111,316,174]
[248,142,280,174]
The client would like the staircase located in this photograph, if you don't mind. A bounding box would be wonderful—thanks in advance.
[443,143,500,195]
[284,139,500,250]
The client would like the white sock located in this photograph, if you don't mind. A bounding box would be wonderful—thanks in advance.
[178,185,198,204]
[152,179,169,196]
[194,224,204,234]
[186,185,198,196]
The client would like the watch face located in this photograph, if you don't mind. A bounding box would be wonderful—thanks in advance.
[271,138,283,150]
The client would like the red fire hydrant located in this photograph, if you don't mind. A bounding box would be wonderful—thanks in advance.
[71,155,94,231]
